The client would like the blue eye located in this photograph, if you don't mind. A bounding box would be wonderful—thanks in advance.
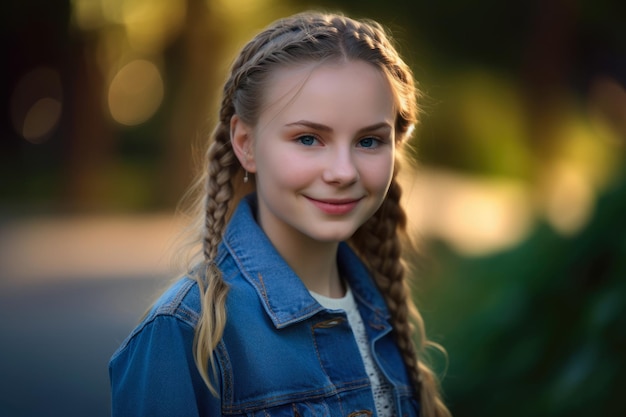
[297,135,318,146]
[358,137,379,148]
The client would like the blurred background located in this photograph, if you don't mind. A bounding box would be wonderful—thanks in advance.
[1,0,625,416]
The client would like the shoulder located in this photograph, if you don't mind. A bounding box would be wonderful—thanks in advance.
[110,277,201,361]
[149,276,202,326]
[109,276,221,416]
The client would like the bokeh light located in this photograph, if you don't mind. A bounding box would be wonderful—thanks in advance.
[107,59,164,126]
[542,161,594,236]
[9,67,63,144]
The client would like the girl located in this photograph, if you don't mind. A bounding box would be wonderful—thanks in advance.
[109,11,450,417]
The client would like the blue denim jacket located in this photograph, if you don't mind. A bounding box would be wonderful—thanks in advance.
[109,194,420,416]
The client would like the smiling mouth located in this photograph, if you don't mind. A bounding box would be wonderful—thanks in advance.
[305,196,363,215]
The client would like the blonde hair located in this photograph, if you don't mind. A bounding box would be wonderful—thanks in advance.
[183,11,450,417]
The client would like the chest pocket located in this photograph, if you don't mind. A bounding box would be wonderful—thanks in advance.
[236,397,379,417]
[239,397,419,417]
[243,400,331,417]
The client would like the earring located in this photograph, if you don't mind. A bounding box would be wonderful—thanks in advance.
[243,170,249,183]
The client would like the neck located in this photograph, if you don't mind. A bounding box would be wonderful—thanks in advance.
[267,231,345,298]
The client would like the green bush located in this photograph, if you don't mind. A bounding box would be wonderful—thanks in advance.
[420,171,626,417]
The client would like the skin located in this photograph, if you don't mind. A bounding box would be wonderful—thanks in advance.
[231,59,396,298]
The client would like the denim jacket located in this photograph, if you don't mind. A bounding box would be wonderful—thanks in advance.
[109,194,420,417]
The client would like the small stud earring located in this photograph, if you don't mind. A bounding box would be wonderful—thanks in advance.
[243,170,249,183]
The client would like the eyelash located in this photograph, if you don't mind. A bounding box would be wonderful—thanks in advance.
[295,134,386,148]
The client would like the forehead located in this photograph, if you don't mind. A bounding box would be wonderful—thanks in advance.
[257,60,396,131]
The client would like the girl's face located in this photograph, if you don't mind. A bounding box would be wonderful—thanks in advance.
[235,60,396,246]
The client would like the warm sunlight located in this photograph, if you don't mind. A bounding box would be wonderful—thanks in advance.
[108,59,164,126]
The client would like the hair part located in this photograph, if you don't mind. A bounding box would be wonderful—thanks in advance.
[180,11,450,417]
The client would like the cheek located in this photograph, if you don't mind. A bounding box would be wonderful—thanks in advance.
[255,147,317,187]
[358,155,395,193]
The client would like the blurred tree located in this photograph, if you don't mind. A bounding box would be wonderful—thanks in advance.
[421,165,626,417]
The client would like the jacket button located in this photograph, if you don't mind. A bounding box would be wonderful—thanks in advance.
[313,317,346,328]
[347,411,373,417]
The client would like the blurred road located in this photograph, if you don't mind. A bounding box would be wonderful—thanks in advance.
[0,215,179,417]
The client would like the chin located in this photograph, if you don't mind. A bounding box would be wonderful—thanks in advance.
[310,229,358,243]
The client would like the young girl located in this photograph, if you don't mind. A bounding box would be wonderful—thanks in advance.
[109,11,450,417]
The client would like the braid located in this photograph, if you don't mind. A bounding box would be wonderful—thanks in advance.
[203,124,238,259]
[192,121,239,394]
[350,162,450,417]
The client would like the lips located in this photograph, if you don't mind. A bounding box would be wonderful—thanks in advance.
[305,196,363,215]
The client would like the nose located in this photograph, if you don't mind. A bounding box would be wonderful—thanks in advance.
[322,146,359,185]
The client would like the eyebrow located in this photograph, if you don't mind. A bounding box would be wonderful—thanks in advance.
[285,120,393,134]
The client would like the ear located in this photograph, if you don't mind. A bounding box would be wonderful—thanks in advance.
[230,115,256,173]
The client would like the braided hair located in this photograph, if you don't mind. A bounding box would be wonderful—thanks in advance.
[187,11,450,417]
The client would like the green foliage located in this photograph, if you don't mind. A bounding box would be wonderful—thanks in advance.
[420,170,626,417]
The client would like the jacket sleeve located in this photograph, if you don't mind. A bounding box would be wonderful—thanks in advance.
[109,315,221,417]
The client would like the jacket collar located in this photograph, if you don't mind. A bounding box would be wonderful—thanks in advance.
[219,193,390,329]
